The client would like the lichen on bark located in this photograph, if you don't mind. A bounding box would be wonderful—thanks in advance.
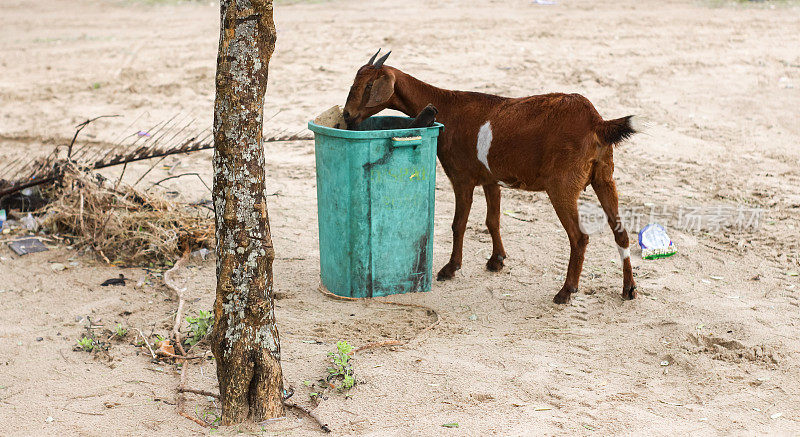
[211,0,284,424]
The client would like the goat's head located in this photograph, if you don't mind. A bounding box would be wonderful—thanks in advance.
[343,49,395,129]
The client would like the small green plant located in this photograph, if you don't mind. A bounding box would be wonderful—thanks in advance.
[186,310,213,346]
[114,324,128,338]
[196,406,221,427]
[327,341,355,391]
[77,337,95,351]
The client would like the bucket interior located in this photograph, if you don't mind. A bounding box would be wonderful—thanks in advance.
[353,116,411,131]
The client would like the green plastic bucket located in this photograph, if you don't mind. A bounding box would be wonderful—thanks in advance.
[308,116,443,298]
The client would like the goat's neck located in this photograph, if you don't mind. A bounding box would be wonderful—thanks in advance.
[389,69,453,121]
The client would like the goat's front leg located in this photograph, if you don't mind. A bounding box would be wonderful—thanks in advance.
[549,193,588,304]
[483,183,507,272]
[437,183,474,281]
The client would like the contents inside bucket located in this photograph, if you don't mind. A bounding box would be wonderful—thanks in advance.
[313,104,438,131]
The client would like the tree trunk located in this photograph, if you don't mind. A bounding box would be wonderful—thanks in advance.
[211,0,284,424]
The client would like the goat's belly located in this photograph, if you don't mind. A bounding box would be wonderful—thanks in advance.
[474,122,545,191]
[494,172,546,192]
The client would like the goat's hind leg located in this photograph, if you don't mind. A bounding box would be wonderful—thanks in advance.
[592,177,637,300]
[548,191,589,304]
[483,183,507,272]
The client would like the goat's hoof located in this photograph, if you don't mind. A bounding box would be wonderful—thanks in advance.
[436,263,460,281]
[622,284,638,300]
[553,287,577,305]
[486,254,505,272]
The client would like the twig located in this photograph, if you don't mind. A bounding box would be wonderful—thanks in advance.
[135,328,157,359]
[158,351,202,360]
[60,407,105,416]
[132,155,167,187]
[283,400,331,433]
[354,340,404,353]
[58,349,74,364]
[78,192,85,235]
[179,410,209,427]
[67,115,122,159]
[502,210,535,222]
[178,387,219,398]
[149,173,211,193]
[185,333,211,355]
[113,161,128,192]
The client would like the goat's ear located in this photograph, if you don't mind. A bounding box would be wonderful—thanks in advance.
[365,75,395,108]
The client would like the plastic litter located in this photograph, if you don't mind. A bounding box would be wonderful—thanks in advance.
[21,213,38,232]
[0,209,6,230]
[313,105,346,129]
[8,238,49,256]
[638,223,677,260]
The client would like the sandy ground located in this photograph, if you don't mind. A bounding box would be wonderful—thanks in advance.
[1,0,800,435]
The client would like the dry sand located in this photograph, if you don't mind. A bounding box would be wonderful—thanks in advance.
[1,0,800,435]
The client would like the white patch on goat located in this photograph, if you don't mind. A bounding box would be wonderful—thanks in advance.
[617,244,631,262]
[476,121,493,173]
[498,181,510,188]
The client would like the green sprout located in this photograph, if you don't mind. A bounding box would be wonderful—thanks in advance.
[114,324,128,338]
[327,341,355,391]
[186,310,213,347]
[77,337,95,351]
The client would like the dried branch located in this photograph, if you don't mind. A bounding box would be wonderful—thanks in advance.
[135,328,157,359]
[67,115,122,158]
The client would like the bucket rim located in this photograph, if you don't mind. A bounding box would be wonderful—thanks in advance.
[308,115,443,139]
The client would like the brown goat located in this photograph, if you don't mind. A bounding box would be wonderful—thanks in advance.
[343,50,637,304]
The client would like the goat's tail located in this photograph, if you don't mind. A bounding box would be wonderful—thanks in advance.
[596,115,636,147]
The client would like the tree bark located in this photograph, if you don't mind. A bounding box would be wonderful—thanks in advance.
[211,0,284,424]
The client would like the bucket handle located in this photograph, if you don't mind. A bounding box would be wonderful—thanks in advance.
[391,136,422,148]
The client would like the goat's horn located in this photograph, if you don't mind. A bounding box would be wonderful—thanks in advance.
[373,51,391,68]
[368,49,381,65]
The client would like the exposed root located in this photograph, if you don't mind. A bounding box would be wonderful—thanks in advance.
[165,251,191,348]
[164,252,213,428]
[283,399,331,433]
[178,387,219,398]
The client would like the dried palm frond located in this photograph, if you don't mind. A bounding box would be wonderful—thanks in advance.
[0,113,311,199]
[40,166,213,266]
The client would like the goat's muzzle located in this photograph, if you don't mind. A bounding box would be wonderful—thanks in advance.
[343,110,358,130]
